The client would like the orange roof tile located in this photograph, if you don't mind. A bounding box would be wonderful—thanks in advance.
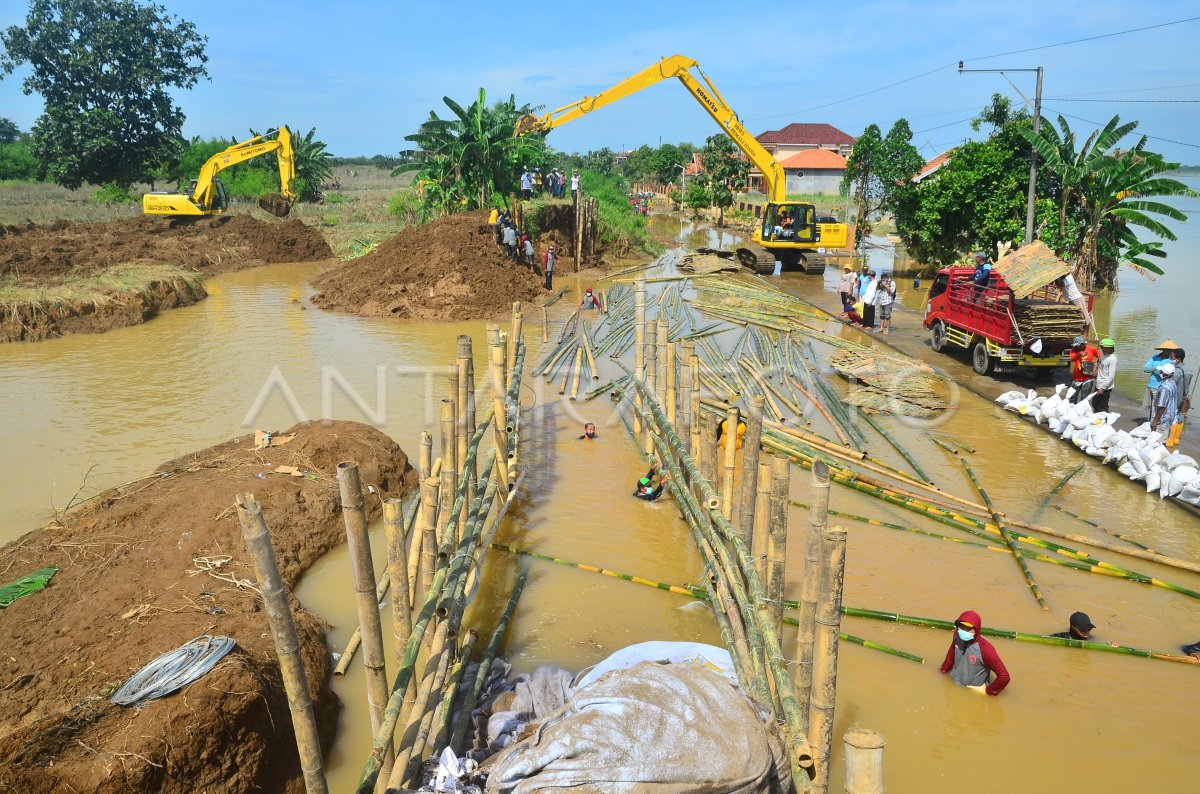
[778,149,848,170]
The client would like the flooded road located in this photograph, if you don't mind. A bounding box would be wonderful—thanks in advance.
[2,217,1199,791]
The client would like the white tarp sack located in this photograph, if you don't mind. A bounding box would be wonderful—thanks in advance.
[483,661,790,793]
[572,641,736,691]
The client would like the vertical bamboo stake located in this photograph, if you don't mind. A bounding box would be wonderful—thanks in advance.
[844,727,886,794]
[336,462,391,771]
[633,278,646,437]
[487,326,511,491]
[383,498,412,660]
[752,458,771,589]
[738,396,765,547]
[809,524,848,794]
[768,454,791,641]
[720,406,739,520]
[575,187,583,271]
[438,398,457,544]
[680,342,695,452]
[418,476,440,604]
[235,495,329,794]
[509,304,523,378]
[666,339,678,426]
[541,304,548,343]
[456,337,474,544]
[419,431,432,482]
[794,459,829,728]
[644,321,658,458]
[656,316,669,407]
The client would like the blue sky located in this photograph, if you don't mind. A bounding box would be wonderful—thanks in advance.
[2,1,1198,163]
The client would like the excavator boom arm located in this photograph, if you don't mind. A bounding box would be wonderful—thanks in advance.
[191,126,296,207]
[526,55,786,202]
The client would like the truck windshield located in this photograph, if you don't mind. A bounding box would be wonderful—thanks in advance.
[930,273,949,299]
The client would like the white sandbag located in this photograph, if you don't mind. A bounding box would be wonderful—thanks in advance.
[1104,447,1128,465]
[1167,466,1199,497]
[1091,426,1117,448]
[1061,426,1076,443]
[1117,461,1139,478]
[485,662,790,794]
[1069,414,1093,430]
[1179,482,1200,503]
[1103,430,1131,450]
[1164,453,1198,472]
[1129,458,1148,480]
[1048,417,1064,434]
[996,390,1025,405]
[1085,445,1105,457]
[1160,475,1171,499]
[1130,422,1154,439]
[1140,443,1170,468]
[1145,469,1161,493]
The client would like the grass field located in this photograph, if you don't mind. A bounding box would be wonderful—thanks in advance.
[0,263,204,306]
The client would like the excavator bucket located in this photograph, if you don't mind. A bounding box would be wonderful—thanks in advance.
[514,114,544,136]
[257,193,293,217]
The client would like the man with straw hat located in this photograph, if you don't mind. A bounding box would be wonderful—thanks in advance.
[1142,339,1181,416]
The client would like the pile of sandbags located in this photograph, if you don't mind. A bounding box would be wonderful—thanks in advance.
[995,386,1200,505]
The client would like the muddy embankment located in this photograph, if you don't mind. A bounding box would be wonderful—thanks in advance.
[311,206,580,323]
[0,215,332,342]
[0,420,416,793]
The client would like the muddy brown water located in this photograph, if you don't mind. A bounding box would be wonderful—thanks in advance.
[2,245,1199,791]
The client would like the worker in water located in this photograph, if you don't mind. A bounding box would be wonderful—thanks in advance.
[578,422,598,440]
[633,463,671,501]
[716,416,748,450]
[1182,639,1200,660]
[1050,611,1096,641]
[581,288,601,310]
[938,610,1010,696]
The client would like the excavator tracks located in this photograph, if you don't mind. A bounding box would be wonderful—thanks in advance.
[734,244,778,275]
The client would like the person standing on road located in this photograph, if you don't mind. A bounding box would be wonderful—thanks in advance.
[543,243,556,290]
[860,270,879,330]
[520,169,533,200]
[1093,338,1118,413]
[856,265,870,299]
[1151,362,1179,442]
[876,273,896,335]
[1069,336,1101,404]
[939,610,1010,696]
[1167,349,1190,447]
[502,223,518,262]
[523,236,535,268]
[571,170,580,201]
[1143,340,1180,417]
[839,264,856,306]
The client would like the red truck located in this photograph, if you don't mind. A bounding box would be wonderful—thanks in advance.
[923,266,1092,375]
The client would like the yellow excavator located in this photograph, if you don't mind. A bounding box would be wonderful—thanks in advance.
[517,55,850,274]
[142,126,296,218]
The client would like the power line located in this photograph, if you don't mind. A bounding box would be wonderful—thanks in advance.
[749,63,957,121]
[913,117,977,134]
[1044,98,1200,103]
[970,16,1200,62]
[1040,106,1200,150]
[1048,82,1200,98]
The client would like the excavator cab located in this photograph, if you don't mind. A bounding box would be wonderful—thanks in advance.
[761,202,817,244]
[186,178,229,212]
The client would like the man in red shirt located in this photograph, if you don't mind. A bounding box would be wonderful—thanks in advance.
[940,610,1010,696]
[1068,336,1101,404]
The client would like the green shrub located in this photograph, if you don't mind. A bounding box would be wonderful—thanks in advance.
[389,189,421,225]
[93,182,139,204]
[580,171,661,256]
[0,142,40,181]
[325,193,348,204]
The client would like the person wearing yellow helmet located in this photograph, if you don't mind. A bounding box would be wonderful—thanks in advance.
[1094,338,1118,413]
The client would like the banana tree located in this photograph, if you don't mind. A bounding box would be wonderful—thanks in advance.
[1020,115,1195,290]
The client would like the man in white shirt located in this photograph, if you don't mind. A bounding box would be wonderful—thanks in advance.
[860,271,878,330]
[1058,273,1095,337]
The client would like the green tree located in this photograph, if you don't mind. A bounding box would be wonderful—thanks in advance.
[0,117,22,144]
[970,93,1027,134]
[397,88,545,215]
[699,133,748,226]
[1021,114,1195,288]
[0,142,39,180]
[894,122,1033,266]
[0,0,209,189]
[841,119,924,250]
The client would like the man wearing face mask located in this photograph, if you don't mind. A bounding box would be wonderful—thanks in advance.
[939,610,1010,696]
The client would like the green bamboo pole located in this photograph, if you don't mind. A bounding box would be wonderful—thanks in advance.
[1050,504,1154,552]
[1034,464,1085,516]
[855,407,932,484]
[963,457,1049,611]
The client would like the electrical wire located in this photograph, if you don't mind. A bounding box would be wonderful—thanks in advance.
[1044,98,1200,104]
[111,635,236,705]
[1040,106,1200,150]
[970,16,1200,62]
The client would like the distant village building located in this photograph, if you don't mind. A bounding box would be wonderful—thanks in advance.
[750,123,856,195]
[683,152,703,177]
[613,150,633,167]
[914,149,955,183]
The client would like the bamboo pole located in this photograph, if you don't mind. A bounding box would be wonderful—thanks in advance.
[541,304,548,343]
[336,461,391,769]
[438,398,457,543]
[854,408,932,484]
[961,458,1050,612]
[843,728,886,794]
[457,336,476,542]
[509,304,523,377]
[383,498,412,661]
[417,476,440,602]
[679,341,695,452]
[419,432,432,482]
[581,324,600,381]
[487,326,511,494]
[332,572,393,679]
[1034,463,1084,516]
[575,187,583,269]
[1005,516,1200,575]
[753,459,772,586]
[767,454,791,641]
[430,629,479,754]
[1050,504,1154,552]
[569,346,584,401]
[738,396,766,547]
[449,568,528,753]
[666,337,678,426]
[808,524,848,794]
[557,344,574,395]
[634,278,646,436]
[645,320,657,458]
[794,460,829,727]
[235,495,328,794]
[656,316,669,407]
[391,619,450,788]
[689,349,701,459]
[721,406,739,520]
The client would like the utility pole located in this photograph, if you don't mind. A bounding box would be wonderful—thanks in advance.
[958,62,1043,246]
[675,162,686,202]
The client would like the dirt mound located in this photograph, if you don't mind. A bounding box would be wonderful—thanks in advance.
[0,421,416,793]
[0,214,331,282]
[310,210,550,322]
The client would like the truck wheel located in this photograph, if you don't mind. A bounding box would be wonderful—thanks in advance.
[972,340,993,375]
[931,321,948,352]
